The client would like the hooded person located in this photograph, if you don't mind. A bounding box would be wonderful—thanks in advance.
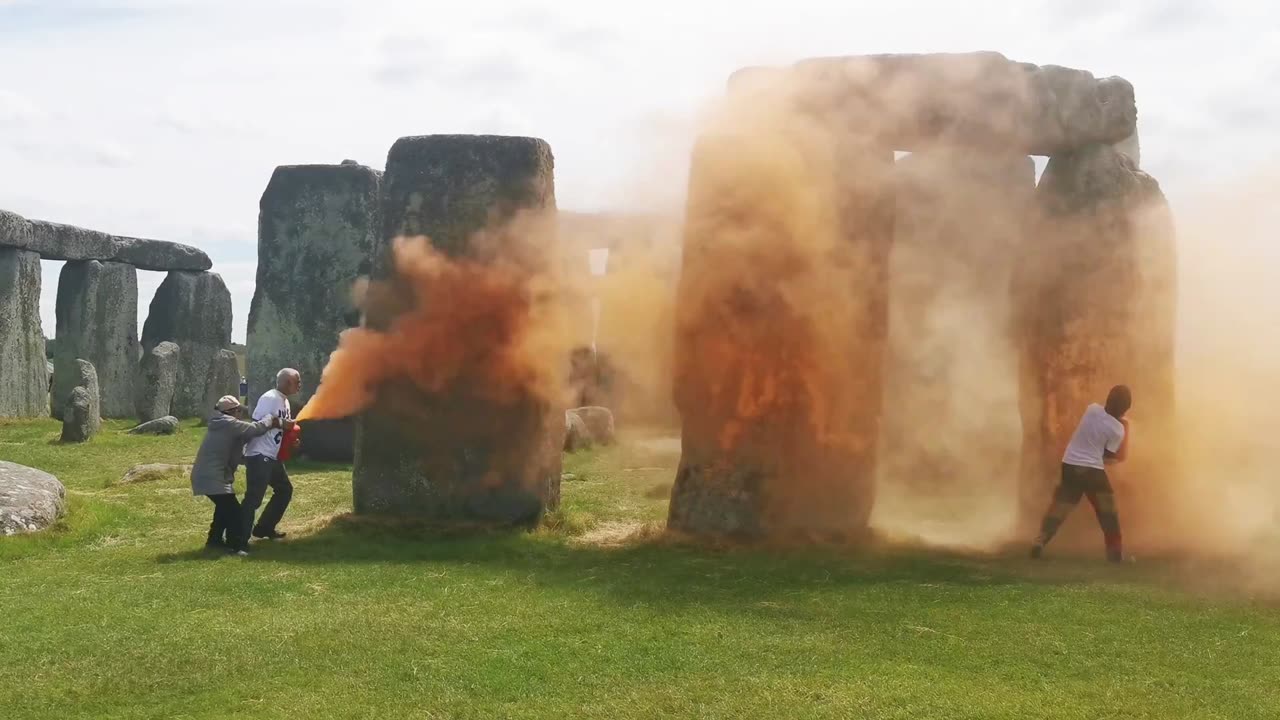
[190,395,287,555]
[1030,385,1133,563]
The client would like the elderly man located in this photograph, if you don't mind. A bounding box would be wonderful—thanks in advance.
[191,395,282,555]
[242,368,302,542]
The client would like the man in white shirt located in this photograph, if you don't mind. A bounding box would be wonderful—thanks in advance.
[242,368,302,543]
[1030,385,1132,563]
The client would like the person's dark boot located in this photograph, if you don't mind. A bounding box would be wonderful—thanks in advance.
[252,528,287,540]
[1030,544,1043,560]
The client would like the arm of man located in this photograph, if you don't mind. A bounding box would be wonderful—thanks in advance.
[1104,419,1130,464]
[230,415,277,439]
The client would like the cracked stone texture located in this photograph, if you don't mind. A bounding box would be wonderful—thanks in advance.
[0,246,47,417]
[141,271,233,417]
[53,260,139,419]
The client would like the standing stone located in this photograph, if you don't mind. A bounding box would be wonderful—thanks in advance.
[667,100,894,541]
[1013,144,1176,546]
[141,271,232,417]
[352,134,562,525]
[0,247,47,417]
[136,341,181,422]
[52,260,139,419]
[877,149,1034,530]
[59,359,100,442]
[248,163,380,419]
[200,349,240,423]
[61,387,95,443]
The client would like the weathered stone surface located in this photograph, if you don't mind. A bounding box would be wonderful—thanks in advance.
[119,462,190,484]
[136,341,181,422]
[61,386,96,443]
[353,134,562,525]
[0,209,32,248]
[297,417,355,462]
[730,53,1137,156]
[200,349,240,423]
[53,260,139,419]
[564,410,592,452]
[878,149,1033,523]
[0,212,211,271]
[112,236,212,272]
[668,118,893,541]
[0,247,47,417]
[0,461,66,535]
[128,416,179,435]
[57,359,100,442]
[247,163,380,408]
[568,406,616,446]
[142,271,233,417]
[1013,144,1176,545]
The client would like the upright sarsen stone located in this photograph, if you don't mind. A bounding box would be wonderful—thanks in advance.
[352,134,562,524]
[52,260,139,419]
[0,246,46,417]
[1014,144,1176,545]
[667,114,894,541]
[141,271,233,417]
[200,349,240,423]
[136,341,181,422]
[248,163,381,412]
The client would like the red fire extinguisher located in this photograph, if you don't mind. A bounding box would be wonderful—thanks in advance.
[277,423,302,462]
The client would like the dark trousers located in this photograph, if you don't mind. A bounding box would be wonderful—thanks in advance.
[1035,463,1123,561]
[207,493,242,547]
[242,456,292,539]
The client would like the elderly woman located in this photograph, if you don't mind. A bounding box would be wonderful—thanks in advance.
[191,395,285,556]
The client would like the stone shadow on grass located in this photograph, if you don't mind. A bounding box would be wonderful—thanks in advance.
[218,513,1079,616]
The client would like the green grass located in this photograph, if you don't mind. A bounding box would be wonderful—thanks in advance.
[1,418,1277,719]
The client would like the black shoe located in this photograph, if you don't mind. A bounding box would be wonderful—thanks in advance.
[205,539,228,551]
[1030,544,1043,559]
[252,529,287,540]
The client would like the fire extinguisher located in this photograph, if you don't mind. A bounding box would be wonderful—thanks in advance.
[277,422,302,462]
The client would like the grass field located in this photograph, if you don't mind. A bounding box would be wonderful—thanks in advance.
[2,418,1278,719]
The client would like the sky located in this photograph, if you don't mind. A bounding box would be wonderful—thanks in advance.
[1,0,1278,343]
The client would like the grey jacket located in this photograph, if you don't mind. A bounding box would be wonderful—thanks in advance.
[190,412,276,496]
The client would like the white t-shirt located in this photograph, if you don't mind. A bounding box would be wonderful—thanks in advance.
[244,389,291,460]
[1061,403,1125,470]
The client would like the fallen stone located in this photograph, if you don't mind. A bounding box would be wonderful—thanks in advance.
[568,406,615,446]
[730,52,1137,155]
[61,386,97,443]
[136,341,181,422]
[141,271,233,417]
[564,410,592,452]
[353,134,562,524]
[128,416,179,435]
[248,162,380,409]
[120,462,191,484]
[0,461,66,535]
[0,213,212,271]
[0,247,48,417]
[53,260,139,419]
[199,349,240,424]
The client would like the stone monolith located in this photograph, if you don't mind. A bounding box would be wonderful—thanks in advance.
[52,260,139,419]
[352,134,562,525]
[141,271,232,417]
